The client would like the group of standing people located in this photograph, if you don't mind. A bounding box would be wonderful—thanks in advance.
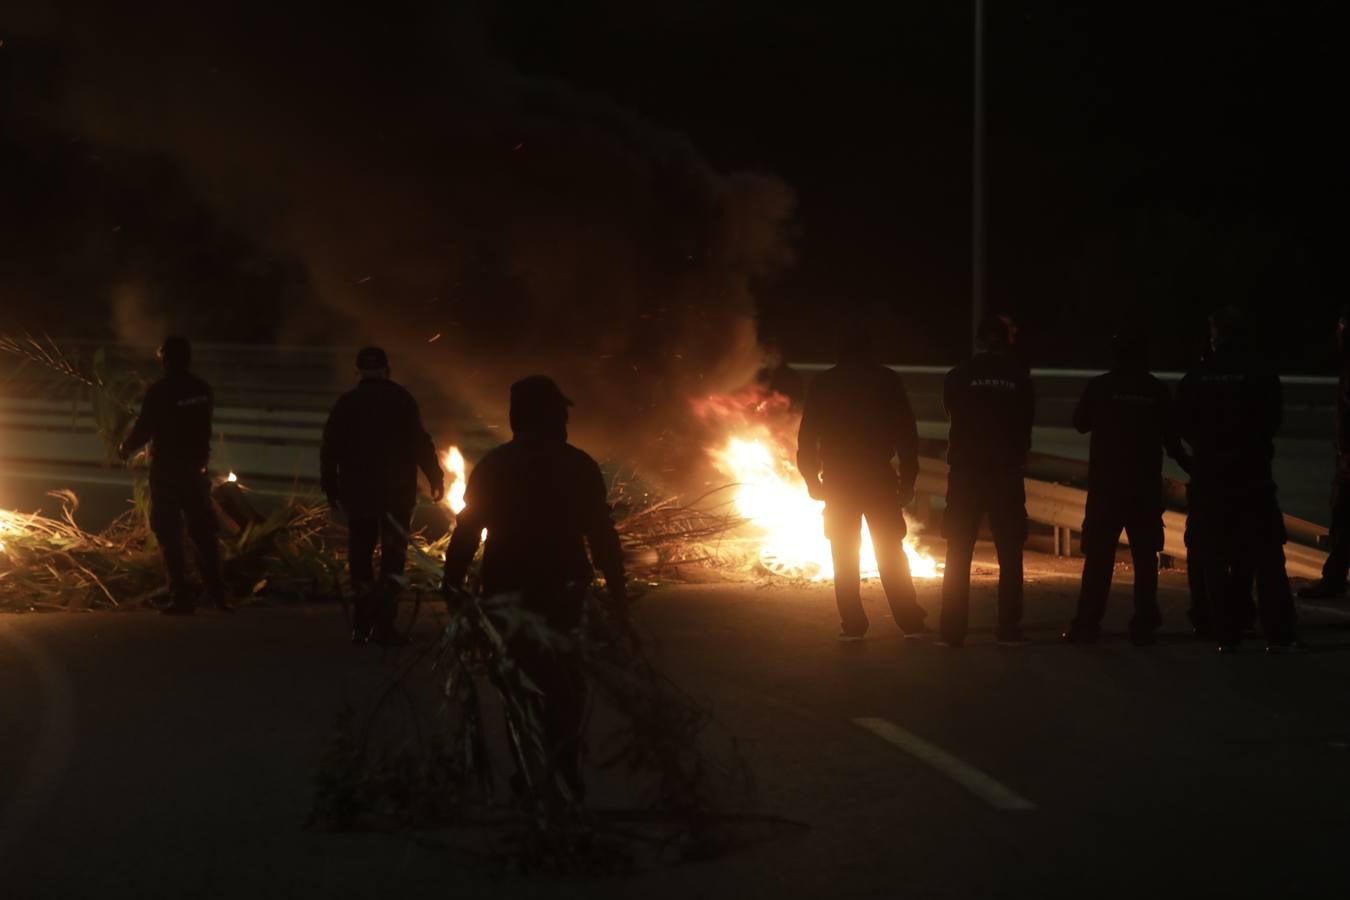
[796,308,1314,653]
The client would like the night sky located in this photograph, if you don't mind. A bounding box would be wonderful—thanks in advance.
[2,1,1344,372]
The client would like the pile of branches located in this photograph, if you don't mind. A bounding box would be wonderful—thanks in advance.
[310,585,770,872]
[0,488,349,611]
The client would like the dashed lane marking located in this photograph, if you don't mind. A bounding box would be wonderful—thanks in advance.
[851,717,1037,812]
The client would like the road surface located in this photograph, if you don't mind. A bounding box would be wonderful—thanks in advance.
[3,554,1349,899]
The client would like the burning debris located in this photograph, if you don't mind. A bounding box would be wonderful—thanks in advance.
[693,386,941,581]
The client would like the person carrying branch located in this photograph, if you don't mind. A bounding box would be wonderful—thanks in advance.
[442,375,627,800]
[796,322,926,641]
[118,336,230,615]
[321,346,443,645]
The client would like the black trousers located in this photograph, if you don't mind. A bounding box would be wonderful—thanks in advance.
[347,506,412,633]
[511,635,587,800]
[1189,485,1296,644]
[940,470,1026,643]
[1320,475,1350,587]
[1070,495,1163,637]
[149,467,225,603]
[347,507,413,585]
[824,486,924,636]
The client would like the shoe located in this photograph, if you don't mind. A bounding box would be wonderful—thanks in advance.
[1061,629,1098,644]
[1129,631,1158,647]
[1217,641,1241,654]
[901,624,932,640]
[351,626,372,646]
[935,638,963,649]
[996,632,1030,647]
[160,602,195,616]
[1297,582,1346,600]
[1266,638,1309,654]
[837,632,866,643]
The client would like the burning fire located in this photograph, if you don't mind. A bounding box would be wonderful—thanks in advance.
[443,446,468,514]
[226,472,238,484]
[696,387,940,582]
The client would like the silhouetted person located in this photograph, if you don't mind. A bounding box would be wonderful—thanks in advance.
[321,347,443,644]
[1299,306,1350,600]
[442,376,627,797]
[796,326,925,640]
[117,336,229,615]
[1176,308,1301,652]
[1063,331,1191,645]
[938,314,1034,647]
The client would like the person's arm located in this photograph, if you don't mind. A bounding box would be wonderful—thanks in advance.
[1072,379,1097,435]
[319,400,343,507]
[1019,369,1036,457]
[407,394,444,502]
[443,465,487,590]
[117,384,160,460]
[795,384,824,499]
[582,459,627,611]
[1159,383,1192,473]
[892,373,919,504]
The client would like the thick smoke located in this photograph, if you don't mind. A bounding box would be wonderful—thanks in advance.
[6,2,795,482]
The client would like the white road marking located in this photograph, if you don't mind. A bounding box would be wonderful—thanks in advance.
[851,717,1036,812]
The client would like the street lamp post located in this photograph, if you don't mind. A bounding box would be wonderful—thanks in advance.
[972,0,985,353]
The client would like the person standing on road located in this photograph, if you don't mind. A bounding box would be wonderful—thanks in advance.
[938,314,1035,648]
[1062,330,1191,645]
[321,346,443,645]
[796,323,927,641]
[117,336,230,615]
[442,375,628,800]
[1176,308,1301,653]
[1298,307,1350,601]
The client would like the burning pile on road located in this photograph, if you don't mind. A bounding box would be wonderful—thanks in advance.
[438,386,939,584]
[694,387,939,581]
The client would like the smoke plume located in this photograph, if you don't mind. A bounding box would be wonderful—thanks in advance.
[5,2,795,482]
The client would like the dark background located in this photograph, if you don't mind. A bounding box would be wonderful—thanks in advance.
[2,1,1344,371]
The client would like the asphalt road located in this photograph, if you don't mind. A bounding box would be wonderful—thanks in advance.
[3,556,1350,899]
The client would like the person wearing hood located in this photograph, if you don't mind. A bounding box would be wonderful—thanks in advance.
[1298,307,1350,601]
[118,336,230,615]
[1062,328,1191,645]
[938,313,1035,648]
[442,375,627,799]
[1176,308,1301,652]
[796,320,925,641]
[321,346,444,644]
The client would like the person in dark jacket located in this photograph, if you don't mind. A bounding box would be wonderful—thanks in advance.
[938,314,1035,647]
[796,326,925,640]
[1298,307,1350,600]
[1063,330,1191,644]
[117,336,229,615]
[443,375,627,798]
[321,347,443,644]
[1176,308,1301,652]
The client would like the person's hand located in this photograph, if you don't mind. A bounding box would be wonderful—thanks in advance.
[429,481,445,504]
[806,478,825,501]
[116,441,131,462]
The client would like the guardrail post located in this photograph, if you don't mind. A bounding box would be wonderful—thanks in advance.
[1053,525,1074,558]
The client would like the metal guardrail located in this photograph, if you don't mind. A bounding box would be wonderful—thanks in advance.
[913,455,1329,580]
